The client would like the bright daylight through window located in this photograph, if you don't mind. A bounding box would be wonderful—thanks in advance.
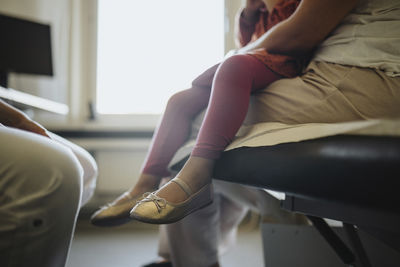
[96,0,224,114]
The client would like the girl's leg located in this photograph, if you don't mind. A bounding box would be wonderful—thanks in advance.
[193,55,282,159]
[92,63,217,225]
[142,63,219,177]
[157,55,282,202]
[126,88,211,198]
[124,64,220,199]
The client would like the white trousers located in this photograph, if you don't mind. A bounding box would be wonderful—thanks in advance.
[0,126,97,267]
[157,180,302,267]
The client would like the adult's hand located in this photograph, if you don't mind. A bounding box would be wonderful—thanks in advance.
[15,117,50,138]
[238,0,358,56]
[0,99,50,138]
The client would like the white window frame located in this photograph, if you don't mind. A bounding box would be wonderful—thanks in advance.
[73,0,242,131]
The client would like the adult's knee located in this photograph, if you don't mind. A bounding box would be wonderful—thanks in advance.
[0,128,83,212]
[49,133,97,206]
[31,141,83,210]
[44,144,83,208]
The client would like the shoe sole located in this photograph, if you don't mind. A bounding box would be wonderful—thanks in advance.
[91,216,134,227]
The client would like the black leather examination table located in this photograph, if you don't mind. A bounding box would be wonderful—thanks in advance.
[171,134,400,267]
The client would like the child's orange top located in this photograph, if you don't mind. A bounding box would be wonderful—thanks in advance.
[237,0,306,78]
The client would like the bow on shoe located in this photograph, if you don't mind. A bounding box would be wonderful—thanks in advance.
[139,192,167,213]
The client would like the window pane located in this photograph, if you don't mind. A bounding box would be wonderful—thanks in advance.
[96,0,224,114]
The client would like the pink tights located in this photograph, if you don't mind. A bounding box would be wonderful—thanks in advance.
[142,55,282,177]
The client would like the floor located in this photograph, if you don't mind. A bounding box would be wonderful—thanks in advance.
[66,219,264,267]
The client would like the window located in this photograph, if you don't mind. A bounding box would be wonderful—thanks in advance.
[96,0,225,114]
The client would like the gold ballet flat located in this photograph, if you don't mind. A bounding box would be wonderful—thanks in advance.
[130,178,213,224]
[90,192,144,227]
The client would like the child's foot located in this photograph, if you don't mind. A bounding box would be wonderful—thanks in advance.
[90,191,146,227]
[90,174,161,227]
[130,177,213,224]
[130,156,215,224]
[159,156,214,202]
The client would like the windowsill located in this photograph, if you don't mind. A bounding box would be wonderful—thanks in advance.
[51,129,154,139]
[40,113,161,132]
